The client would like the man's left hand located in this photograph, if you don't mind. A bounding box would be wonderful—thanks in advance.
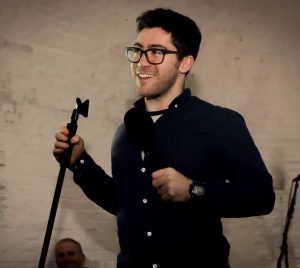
[152,167,192,202]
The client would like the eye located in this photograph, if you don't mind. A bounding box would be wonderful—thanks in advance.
[57,253,65,258]
[130,47,141,53]
[149,48,164,55]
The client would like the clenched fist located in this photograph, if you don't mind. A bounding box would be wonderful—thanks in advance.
[152,167,192,202]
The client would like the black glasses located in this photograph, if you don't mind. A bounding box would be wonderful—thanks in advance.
[125,47,179,65]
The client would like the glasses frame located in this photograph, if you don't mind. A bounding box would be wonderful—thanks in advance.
[125,46,179,65]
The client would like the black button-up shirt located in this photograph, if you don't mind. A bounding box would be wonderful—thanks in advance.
[72,89,275,268]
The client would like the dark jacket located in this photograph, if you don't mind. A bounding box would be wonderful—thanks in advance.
[72,89,275,268]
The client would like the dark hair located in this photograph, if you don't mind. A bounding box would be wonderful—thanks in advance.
[136,8,202,60]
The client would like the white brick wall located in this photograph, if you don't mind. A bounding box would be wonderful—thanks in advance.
[0,0,300,267]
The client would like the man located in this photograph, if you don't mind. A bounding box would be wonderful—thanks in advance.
[54,238,86,268]
[53,8,275,268]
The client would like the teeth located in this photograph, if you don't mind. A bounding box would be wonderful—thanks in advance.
[138,73,154,78]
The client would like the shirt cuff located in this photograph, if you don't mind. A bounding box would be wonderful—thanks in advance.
[68,151,92,183]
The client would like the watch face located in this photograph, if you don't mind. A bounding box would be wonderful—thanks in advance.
[192,185,204,196]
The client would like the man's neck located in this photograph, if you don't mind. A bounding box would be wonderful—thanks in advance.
[144,85,184,112]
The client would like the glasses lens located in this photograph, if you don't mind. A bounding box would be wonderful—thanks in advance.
[146,49,163,64]
[127,47,141,63]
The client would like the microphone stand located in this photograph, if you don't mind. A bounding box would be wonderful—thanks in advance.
[38,98,89,268]
[277,175,300,268]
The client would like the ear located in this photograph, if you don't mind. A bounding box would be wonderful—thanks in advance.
[178,55,194,74]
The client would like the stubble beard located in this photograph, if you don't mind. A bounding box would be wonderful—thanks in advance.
[135,71,178,100]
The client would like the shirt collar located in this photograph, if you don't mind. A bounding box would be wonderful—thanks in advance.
[134,88,192,111]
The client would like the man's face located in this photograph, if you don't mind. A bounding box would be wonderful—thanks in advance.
[130,27,181,99]
[55,241,85,268]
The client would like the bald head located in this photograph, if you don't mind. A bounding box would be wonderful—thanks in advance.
[55,238,85,268]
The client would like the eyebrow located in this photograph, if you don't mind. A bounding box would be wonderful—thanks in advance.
[133,42,168,50]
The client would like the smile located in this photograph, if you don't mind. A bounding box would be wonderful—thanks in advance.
[137,73,155,78]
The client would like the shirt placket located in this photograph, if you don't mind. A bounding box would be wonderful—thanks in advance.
[139,148,159,268]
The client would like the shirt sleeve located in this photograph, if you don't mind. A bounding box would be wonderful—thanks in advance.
[201,110,275,218]
[69,151,119,215]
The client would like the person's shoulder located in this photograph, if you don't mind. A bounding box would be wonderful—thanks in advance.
[190,95,244,121]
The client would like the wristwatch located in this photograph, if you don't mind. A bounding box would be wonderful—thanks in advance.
[189,180,205,199]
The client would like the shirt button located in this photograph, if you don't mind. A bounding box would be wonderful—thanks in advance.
[80,159,85,164]
[142,198,148,204]
[141,167,146,173]
[153,264,158,268]
[174,104,178,108]
[147,231,152,237]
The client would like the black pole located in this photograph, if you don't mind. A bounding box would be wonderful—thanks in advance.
[38,165,68,268]
[277,175,299,268]
[38,98,89,268]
